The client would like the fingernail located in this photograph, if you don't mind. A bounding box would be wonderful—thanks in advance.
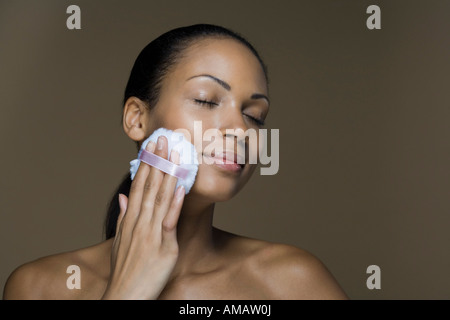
[170,150,180,165]
[157,136,164,150]
[118,194,126,210]
[176,185,185,199]
[147,141,156,152]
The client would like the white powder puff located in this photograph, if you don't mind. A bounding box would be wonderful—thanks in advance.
[129,128,199,194]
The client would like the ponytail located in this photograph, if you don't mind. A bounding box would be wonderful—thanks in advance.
[104,172,132,239]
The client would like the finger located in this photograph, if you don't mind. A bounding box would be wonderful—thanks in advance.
[112,193,128,256]
[137,135,168,225]
[120,141,156,236]
[151,149,180,226]
[161,185,185,249]
[115,193,128,234]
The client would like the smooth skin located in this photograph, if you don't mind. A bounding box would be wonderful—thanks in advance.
[3,38,348,300]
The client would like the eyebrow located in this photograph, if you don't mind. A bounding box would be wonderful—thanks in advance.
[187,74,270,104]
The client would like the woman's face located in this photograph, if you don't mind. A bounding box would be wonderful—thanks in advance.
[146,38,269,202]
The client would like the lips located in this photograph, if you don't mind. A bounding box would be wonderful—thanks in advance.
[202,150,246,169]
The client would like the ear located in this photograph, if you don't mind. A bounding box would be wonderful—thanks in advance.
[122,97,152,143]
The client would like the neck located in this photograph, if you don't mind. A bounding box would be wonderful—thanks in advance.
[171,193,217,276]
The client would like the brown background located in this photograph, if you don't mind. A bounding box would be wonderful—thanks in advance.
[1,0,449,299]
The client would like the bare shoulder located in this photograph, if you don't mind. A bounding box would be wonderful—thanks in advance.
[254,242,348,299]
[225,234,348,300]
[3,240,111,300]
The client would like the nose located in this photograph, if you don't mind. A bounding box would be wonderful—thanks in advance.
[214,104,251,161]
[218,104,249,144]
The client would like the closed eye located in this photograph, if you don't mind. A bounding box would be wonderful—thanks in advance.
[195,99,265,126]
[194,99,218,107]
[244,114,265,126]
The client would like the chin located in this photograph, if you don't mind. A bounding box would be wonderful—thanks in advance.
[187,164,250,202]
[189,186,237,203]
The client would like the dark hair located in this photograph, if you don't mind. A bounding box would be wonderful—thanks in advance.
[104,24,268,239]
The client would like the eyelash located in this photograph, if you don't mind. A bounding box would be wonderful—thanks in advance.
[194,99,218,107]
[194,99,265,126]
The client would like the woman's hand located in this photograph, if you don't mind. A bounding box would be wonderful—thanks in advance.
[102,136,185,300]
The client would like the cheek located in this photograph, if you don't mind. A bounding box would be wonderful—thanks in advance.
[154,103,192,131]
[241,130,264,166]
[154,101,216,145]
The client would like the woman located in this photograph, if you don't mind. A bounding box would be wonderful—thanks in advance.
[3,24,348,300]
